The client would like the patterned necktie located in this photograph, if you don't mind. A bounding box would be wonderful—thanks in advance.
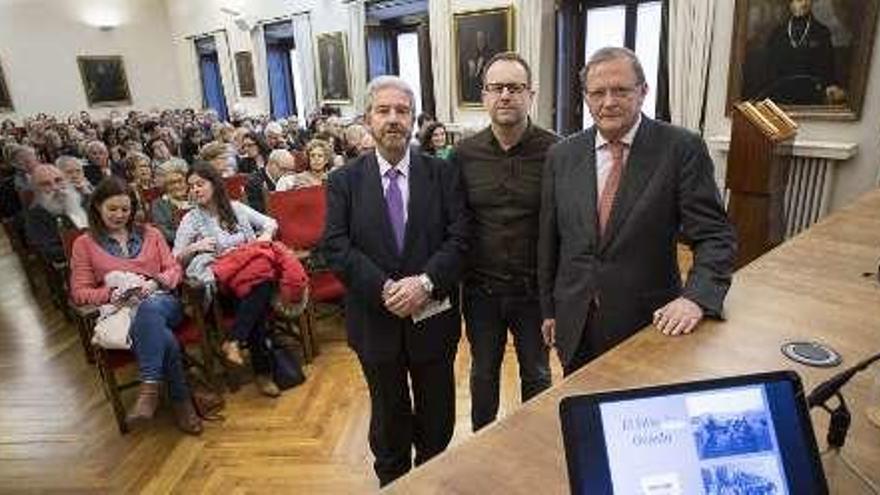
[598,141,626,236]
[385,167,405,252]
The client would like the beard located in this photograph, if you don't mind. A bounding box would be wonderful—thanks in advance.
[36,186,88,229]
[375,123,411,154]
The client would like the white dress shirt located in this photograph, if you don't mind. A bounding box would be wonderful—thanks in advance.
[594,114,642,197]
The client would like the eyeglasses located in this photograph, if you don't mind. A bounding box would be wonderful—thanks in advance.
[483,82,530,95]
[585,84,643,103]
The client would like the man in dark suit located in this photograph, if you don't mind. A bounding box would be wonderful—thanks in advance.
[538,47,736,377]
[322,75,467,486]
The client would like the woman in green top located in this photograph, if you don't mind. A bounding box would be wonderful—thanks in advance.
[420,121,453,160]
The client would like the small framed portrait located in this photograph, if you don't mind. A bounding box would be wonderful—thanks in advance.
[726,0,880,120]
[315,31,352,104]
[77,56,132,107]
[0,58,12,112]
[454,6,515,107]
[235,51,257,97]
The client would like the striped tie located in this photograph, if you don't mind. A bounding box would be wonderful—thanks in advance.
[598,141,625,236]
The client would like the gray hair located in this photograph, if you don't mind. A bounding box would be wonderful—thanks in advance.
[55,155,84,170]
[157,158,188,178]
[580,46,646,87]
[7,144,34,166]
[85,139,107,154]
[267,148,292,165]
[364,76,415,118]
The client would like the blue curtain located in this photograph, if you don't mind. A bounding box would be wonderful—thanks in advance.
[267,46,296,119]
[367,29,396,80]
[200,54,229,121]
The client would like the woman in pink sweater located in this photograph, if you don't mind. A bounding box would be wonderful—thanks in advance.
[69,177,201,435]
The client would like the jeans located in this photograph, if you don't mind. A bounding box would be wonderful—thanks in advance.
[129,293,189,402]
[228,281,274,374]
[463,283,551,431]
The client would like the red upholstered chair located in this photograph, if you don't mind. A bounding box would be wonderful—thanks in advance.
[267,187,346,357]
[64,228,217,434]
[224,173,248,201]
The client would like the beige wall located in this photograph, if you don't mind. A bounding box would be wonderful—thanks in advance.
[0,0,184,119]
[704,1,880,210]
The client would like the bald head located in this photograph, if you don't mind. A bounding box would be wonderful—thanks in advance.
[31,164,65,196]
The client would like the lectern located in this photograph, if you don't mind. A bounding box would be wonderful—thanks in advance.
[726,100,797,268]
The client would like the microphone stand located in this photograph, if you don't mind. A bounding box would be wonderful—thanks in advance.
[807,351,880,493]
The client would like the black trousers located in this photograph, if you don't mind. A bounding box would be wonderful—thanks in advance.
[562,305,602,377]
[223,281,274,374]
[359,356,456,487]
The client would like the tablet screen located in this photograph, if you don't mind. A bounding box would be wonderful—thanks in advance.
[600,385,787,494]
[560,372,826,495]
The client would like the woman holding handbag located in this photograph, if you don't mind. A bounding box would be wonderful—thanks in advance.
[69,177,202,435]
[173,162,284,397]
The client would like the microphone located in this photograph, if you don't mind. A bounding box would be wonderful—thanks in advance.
[807,351,880,408]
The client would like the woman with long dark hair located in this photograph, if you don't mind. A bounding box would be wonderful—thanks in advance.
[69,177,201,434]
[419,121,453,160]
[173,162,282,397]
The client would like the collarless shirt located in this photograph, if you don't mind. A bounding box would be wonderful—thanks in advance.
[377,147,411,224]
[594,114,642,196]
[455,122,560,288]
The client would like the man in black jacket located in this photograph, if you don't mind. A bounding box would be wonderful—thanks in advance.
[322,75,468,486]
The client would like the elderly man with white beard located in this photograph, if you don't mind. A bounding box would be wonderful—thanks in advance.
[55,155,94,198]
[24,164,89,265]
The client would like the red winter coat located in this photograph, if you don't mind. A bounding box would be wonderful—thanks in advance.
[212,241,307,303]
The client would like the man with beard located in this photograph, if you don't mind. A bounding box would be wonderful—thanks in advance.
[453,52,559,431]
[322,75,468,486]
[56,155,93,199]
[25,164,89,266]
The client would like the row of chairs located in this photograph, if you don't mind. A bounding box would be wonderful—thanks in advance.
[62,177,343,433]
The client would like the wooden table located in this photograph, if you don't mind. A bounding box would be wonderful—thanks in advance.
[389,189,880,494]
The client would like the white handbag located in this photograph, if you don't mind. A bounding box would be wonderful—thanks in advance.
[92,305,133,350]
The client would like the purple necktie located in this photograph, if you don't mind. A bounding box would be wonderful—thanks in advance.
[385,167,405,252]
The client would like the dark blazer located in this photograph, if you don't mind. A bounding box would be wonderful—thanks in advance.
[245,168,275,213]
[538,117,736,366]
[322,151,468,364]
[24,205,76,263]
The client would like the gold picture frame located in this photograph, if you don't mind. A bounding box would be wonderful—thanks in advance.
[726,0,879,120]
[0,57,12,112]
[77,56,132,108]
[235,51,257,97]
[453,6,515,108]
[315,31,352,105]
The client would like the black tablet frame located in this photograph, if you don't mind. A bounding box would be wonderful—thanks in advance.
[559,370,828,495]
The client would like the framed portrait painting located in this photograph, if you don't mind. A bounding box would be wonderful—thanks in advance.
[77,56,132,107]
[235,51,257,97]
[726,0,879,120]
[0,58,12,112]
[315,31,352,104]
[454,7,515,107]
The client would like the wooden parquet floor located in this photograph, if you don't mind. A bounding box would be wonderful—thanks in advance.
[0,233,565,494]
